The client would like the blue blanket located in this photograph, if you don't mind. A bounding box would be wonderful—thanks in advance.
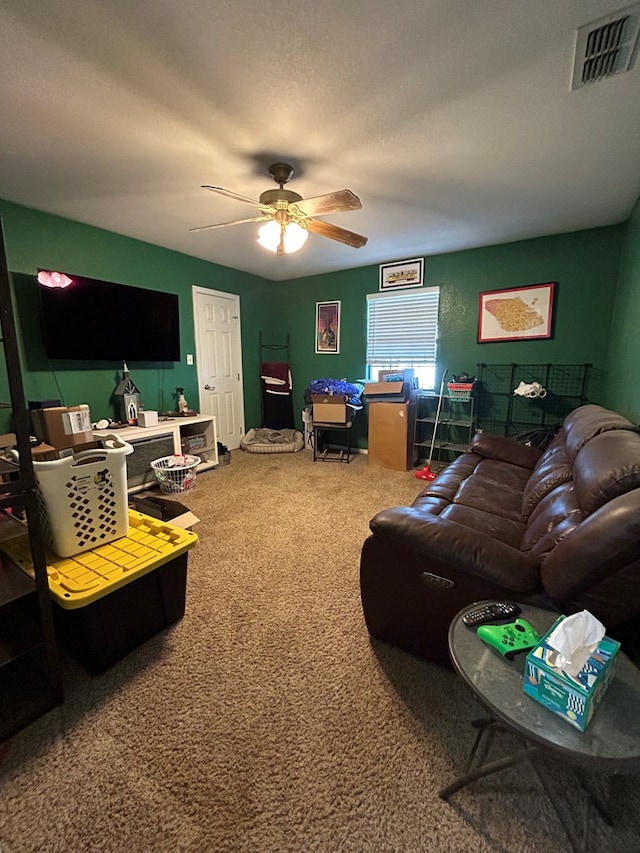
[305,379,365,409]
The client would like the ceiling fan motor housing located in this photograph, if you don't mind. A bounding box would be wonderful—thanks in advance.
[259,188,303,208]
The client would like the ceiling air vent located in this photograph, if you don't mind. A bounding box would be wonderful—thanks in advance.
[571,4,640,89]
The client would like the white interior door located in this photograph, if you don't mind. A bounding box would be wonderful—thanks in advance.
[192,286,245,450]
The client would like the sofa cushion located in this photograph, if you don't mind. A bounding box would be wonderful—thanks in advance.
[573,430,640,514]
[563,404,635,461]
[440,503,525,548]
[416,453,482,503]
[469,432,542,468]
[473,458,533,491]
[411,495,450,515]
[521,440,573,520]
[452,460,531,521]
[521,482,584,559]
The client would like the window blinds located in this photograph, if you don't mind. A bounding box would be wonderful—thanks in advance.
[366,287,439,364]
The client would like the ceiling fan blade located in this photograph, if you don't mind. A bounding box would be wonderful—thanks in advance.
[189,215,269,233]
[201,185,271,211]
[292,189,362,218]
[305,218,368,248]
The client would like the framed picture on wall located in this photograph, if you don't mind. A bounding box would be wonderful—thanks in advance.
[379,257,424,290]
[478,282,556,343]
[315,300,341,354]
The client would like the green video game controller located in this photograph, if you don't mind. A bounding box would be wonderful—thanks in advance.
[477,618,541,660]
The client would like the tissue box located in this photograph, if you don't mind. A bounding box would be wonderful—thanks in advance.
[523,616,620,731]
[138,410,159,427]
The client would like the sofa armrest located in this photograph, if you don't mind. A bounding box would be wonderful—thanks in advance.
[470,432,542,469]
[540,490,640,607]
[369,507,540,593]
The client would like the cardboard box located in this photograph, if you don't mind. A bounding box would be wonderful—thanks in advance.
[129,494,200,529]
[1,435,60,461]
[378,368,415,383]
[58,440,104,459]
[367,400,417,471]
[522,616,620,731]
[0,433,16,449]
[138,410,159,427]
[31,405,93,450]
[311,394,350,424]
[364,369,416,402]
[31,442,59,462]
[28,399,61,410]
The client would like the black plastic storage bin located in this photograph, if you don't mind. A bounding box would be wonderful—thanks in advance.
[53,553,188,674]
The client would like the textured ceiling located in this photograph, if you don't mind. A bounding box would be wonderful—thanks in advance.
[0,0,639,281]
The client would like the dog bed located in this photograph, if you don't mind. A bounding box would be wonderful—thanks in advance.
[240,428,304,454]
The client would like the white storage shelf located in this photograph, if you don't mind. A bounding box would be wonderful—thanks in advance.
[95,415,218,493]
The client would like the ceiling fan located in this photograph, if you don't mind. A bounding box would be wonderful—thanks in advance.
[190,163,368,255]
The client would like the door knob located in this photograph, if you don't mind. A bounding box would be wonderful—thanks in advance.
[204,384,215,390]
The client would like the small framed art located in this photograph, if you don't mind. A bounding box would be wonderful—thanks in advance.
[315,300,340,354]
[478,282,556,343]
[379,257,424,291]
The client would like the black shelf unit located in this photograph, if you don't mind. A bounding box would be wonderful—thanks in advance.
[414,392,476,470]
[0,221,63,742]
[476,363,592,438]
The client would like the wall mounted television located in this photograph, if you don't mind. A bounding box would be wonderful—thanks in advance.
[38,272,181,362]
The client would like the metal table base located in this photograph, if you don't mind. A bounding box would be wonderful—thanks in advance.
[439,717,614,853]
[312,421,353,463]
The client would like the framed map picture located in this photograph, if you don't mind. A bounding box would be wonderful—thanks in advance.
[315,300,340,354]
[478,282,556,343]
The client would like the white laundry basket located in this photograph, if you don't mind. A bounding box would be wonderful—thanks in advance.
[150,454,200,494]
[33,435,133,558]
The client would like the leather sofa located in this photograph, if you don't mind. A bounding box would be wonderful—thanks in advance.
[360,405,640,667]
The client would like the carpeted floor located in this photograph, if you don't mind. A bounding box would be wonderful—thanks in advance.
[1,448,640,852]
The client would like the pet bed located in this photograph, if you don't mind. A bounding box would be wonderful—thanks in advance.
[240,428,304,454]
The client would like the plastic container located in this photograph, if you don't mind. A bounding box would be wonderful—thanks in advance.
[0,510,199,672]
[447,382,475,401]
[181,433,207,451]
[151,454,200,493]
[33,435,133,558]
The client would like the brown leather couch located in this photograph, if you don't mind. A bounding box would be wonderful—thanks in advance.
[360,405,640,667]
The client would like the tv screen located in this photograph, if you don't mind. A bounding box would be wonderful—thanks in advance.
[38,273,181,362]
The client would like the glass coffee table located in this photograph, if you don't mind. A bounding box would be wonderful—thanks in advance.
[441,600,640,852]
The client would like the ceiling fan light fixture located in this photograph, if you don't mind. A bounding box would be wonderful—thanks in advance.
[257,220,309,254]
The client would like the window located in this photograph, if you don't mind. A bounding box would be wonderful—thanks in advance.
[366,287,440,390]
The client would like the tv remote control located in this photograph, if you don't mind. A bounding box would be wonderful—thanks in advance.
[462,602,522,628]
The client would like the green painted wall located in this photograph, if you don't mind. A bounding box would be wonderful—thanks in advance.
[281,225,625,445]
[0,196,633,445]
[605,196,640,422]
[0,199,274,433]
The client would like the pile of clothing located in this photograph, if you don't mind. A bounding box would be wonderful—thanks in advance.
[260,362,292,397]
[304,378,365,410]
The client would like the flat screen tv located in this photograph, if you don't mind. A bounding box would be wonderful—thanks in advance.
[38,272,181,362]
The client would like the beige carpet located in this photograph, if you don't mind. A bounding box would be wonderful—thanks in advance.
[1,449,640,853]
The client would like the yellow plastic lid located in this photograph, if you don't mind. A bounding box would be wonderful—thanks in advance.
[0,509,198,609]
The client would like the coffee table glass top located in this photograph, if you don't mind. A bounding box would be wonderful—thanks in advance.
[449,601,640,772]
